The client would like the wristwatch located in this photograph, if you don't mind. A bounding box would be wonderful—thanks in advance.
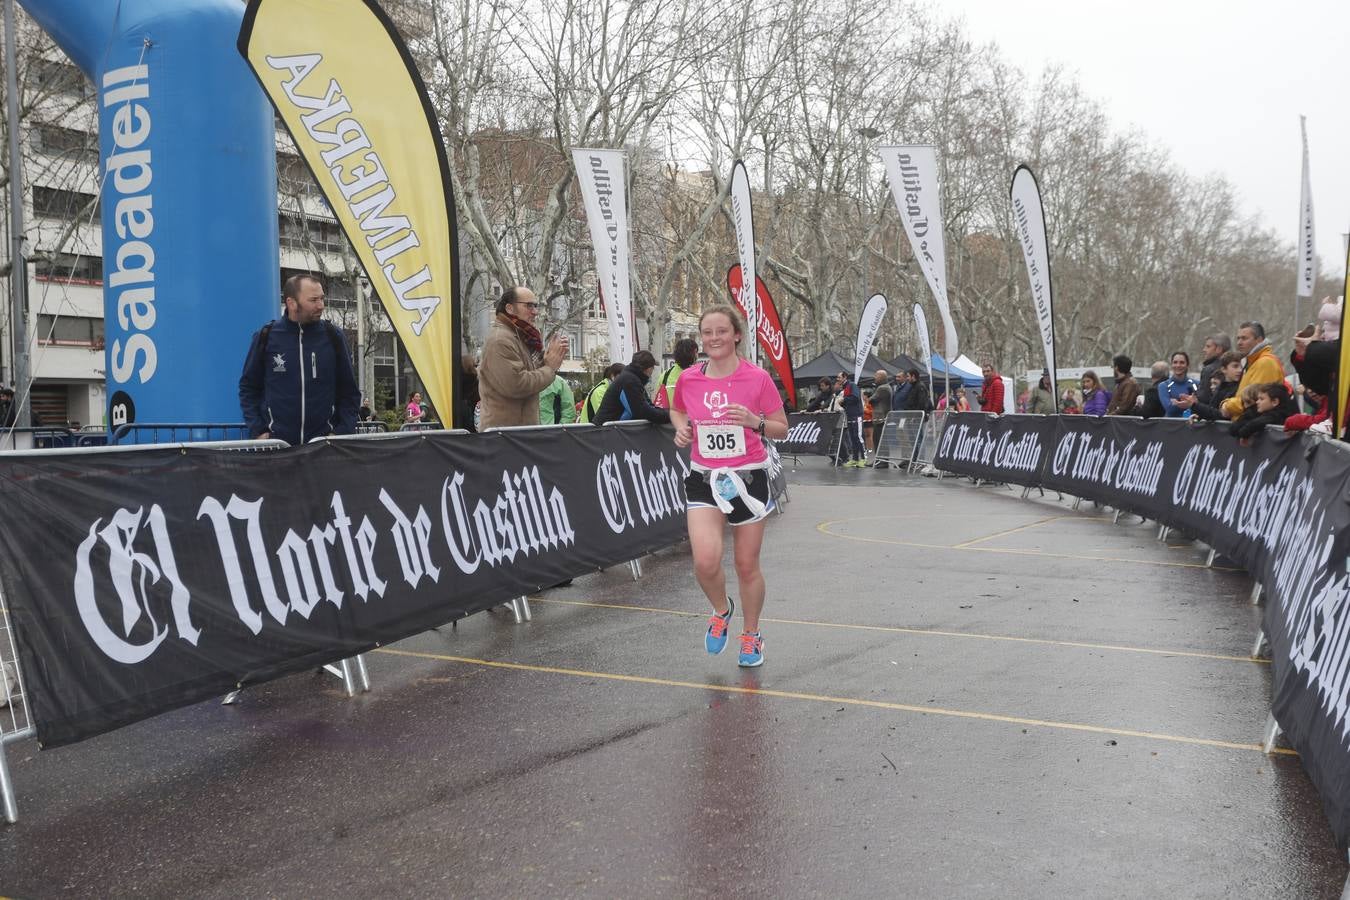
[757,415,766,436]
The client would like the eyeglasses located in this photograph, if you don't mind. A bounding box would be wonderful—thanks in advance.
[513,301,541,310]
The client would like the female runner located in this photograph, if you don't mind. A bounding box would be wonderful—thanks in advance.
[670,305,789,667]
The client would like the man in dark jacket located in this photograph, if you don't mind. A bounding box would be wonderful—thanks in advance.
[593,350,671,426]
[1105,355,1141,416]
[1138,361,1168,419]
[0,387,15,429]
[905,369,933,414]
[835,372,865,466]
[891,371,913,412]
[1195,333,1231,406]
[239,274,360,445]
[807,377,834,412]
[903,369,935,459]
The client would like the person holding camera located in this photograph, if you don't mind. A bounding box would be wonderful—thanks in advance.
[478,286,569,429]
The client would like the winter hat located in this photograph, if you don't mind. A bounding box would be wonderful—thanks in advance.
[1317,298,1342,342]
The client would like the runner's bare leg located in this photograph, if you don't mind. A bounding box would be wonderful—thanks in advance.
[688,507,730,614]
[732,519,767,632]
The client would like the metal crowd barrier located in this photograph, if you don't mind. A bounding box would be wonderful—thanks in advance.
[399,420,443,432]
[0,426,81,450]
[0,427,110,449]
[1,587,33,824]
[75,425,109,447]
[355,421,390,434]
[111,422,252,445]
[872,410,928,469]
[320,426,470,444]
[829,412,847,464]
[914,410,942,468]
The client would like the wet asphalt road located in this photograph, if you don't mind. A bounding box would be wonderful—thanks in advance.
[0,460,1346,897]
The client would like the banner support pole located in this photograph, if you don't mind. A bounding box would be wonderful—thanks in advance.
[338,659,356,697]
[0,739,17,823]
[1294,294,1301,354]
[1261,713,1282,754]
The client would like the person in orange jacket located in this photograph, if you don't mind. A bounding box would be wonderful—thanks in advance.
[1219,321,1285,420]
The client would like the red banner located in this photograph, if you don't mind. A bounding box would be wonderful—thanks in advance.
[727,265,796,409]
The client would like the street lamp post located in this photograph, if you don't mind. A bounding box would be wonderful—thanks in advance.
[4,0,31,424]
[356,274,369,399]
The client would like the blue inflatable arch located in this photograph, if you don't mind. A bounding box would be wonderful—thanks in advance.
[19,0,278,429]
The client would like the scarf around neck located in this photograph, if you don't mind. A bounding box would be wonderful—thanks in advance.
[498,311,543,359]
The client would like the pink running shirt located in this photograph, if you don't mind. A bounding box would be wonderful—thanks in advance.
[673,358,784,469]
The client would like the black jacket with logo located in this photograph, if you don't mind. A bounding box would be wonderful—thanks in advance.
[238,315,360,445]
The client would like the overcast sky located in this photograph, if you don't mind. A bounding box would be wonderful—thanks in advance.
[941,0,1349,289]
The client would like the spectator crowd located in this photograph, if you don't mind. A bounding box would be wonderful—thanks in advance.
[964,302,1344,447]
[782,299,1345,469]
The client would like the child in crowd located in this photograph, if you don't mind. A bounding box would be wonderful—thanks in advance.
[1230,383,1297,443]
[1188,350,1243,421]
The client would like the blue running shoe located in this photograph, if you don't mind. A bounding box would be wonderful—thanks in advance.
[705,597,735,654]
[738,631,764,667]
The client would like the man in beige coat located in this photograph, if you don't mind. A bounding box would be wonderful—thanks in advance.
[478,286,569,429]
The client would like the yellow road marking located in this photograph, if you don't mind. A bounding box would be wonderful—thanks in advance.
[533,598,1269,665]
[817,519,1241,571]
[374,647,1296,756]
[954,515,1074,548]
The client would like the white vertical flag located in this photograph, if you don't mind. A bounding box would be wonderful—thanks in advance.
[729,160,758,364]
[572,148,635,362]
[1010,165,1057,413]
[1297,116,1316,299]
[913,303,933,395]
[854,293,888,385]
[881,145,958,361]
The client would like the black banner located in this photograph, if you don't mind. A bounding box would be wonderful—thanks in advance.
[0,426,698,747]
[935,412,1350,849]
[933,413,1054,487]
[780,412,842,456]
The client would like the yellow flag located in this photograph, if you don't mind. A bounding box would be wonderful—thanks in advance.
[239,0,460,426]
